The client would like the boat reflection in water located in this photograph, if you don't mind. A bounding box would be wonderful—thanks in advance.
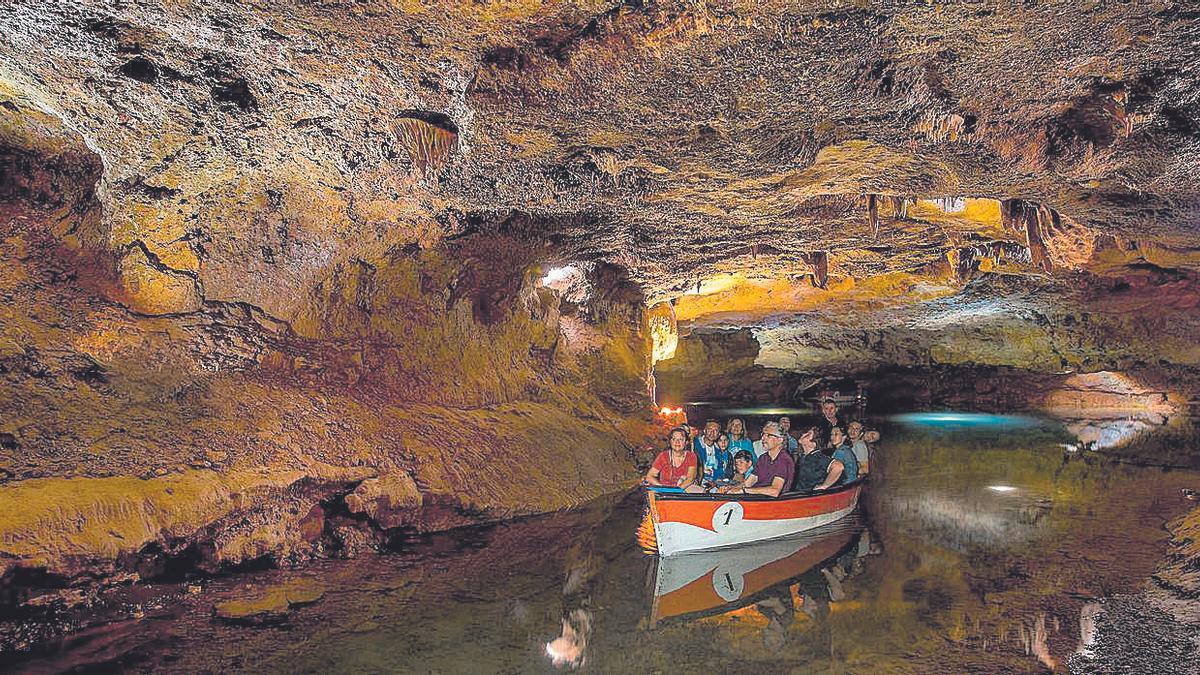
[648,518,874,629]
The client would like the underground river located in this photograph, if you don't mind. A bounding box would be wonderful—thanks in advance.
[6,412,1200,673]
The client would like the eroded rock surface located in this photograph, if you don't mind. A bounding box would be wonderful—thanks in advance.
[2,0,1200,656]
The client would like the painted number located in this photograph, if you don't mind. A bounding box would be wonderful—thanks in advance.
[712,502,742,531]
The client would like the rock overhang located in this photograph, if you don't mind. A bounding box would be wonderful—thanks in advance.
[0,1,1196,319]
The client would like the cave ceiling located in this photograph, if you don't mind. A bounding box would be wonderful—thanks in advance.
[2,0,1199,323]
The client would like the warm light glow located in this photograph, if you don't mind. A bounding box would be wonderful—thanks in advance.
[719,407,810,416]
[656,405,687,428]
[987,485,1018,493]
[647,301,678,364]
[636,511,658,554]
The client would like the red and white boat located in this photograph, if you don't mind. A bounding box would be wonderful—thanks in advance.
[640,481,865,557]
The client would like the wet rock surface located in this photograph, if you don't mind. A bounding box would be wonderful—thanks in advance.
[2,0,1200,668]
[1069,593,1199,674]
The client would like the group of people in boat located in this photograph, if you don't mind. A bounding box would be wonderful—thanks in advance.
[645,399,880,496]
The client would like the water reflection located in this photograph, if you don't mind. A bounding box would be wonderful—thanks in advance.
[5,415,1199,674]
[1062,412,1167,450]
[649,519,864,626]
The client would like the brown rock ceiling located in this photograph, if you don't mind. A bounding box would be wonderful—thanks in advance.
[2,0,1199,308]
[2,0,1200,616]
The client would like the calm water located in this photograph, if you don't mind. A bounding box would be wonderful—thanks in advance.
[10,414,1200,674]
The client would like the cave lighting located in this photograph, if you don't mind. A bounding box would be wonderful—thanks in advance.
[720,407,810,416]
[987,485,1018,493]
[891,412,1036,427]
[659,406,684,416]
[541,265,576,285]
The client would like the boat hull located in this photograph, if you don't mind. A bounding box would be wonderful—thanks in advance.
[647,482,864,556]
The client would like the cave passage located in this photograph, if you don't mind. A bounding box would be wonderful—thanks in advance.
[3,0,1200,672]
[8,412,1198,673]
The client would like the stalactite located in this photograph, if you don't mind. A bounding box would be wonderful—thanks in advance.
[805,251,829,288]
[946,247,977,281]
[1000,199,1055,271]
[867,194,879,238]
[394,114,459,176]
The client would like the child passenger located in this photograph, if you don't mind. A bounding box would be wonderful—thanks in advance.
[730,450,755,483]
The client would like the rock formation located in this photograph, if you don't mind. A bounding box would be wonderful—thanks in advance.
[1,0,1199,652]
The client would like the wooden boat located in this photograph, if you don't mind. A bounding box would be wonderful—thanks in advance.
[642,479,865,557]
[650,519,861,625]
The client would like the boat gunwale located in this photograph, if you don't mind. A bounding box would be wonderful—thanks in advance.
[646,477,867,503]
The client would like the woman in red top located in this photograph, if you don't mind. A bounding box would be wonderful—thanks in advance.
[645,427,697,489]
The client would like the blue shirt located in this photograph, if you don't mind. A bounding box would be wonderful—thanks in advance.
[784,434,799,454]
[693,437,731,480]
[728,435,754,456]
[831,445,859,484]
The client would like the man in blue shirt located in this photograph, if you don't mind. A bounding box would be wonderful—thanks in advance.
[693,420,730,482]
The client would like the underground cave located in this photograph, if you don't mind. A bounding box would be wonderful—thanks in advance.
[1,1,1200,673]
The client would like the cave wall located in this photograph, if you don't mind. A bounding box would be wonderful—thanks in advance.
[2,0,1200,621]
[0,200,654,592]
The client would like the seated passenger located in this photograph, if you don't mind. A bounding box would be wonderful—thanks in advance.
[793,426,832,492]
[778,416,800,455]
[645,427,697,489]
[711,433,733,481]
[847,421,871,474]
[719,421,793,497]
[726,418,754,456]
[751,426,766,459]
[817,398,842,447]
[693,420,723,478]
[730,450,755,483]
[826,426,859,484]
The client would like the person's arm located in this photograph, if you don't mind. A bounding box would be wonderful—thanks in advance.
[814,460,844,490]
[718,472,757,494]
[676,465,697,489]
[744,476,785,497]
[644,466,663,486]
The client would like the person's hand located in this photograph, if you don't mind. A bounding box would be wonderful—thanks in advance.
[864,430,880,443]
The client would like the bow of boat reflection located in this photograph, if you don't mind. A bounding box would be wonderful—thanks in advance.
[648,518,874,628]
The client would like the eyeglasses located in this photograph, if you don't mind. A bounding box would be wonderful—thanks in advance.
[764,433,783,439]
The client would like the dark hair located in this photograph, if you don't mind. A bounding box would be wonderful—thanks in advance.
[734,450,754,464]
[669,427,689,441]
[801,425,825,450]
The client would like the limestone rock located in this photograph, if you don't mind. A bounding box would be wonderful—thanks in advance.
[213,579,325,626]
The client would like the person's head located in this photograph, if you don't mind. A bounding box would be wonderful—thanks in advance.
[716,433,730,451]
[760,421,784,453]
[703,420,721,442]
[728,418,746,440]
[799,426,822,453]
[821,399,838,420]
[829,426,846,447]
[778,416,792,433]
[733,450,754,475]
[847,421,864,440]
[668,427,688,452]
